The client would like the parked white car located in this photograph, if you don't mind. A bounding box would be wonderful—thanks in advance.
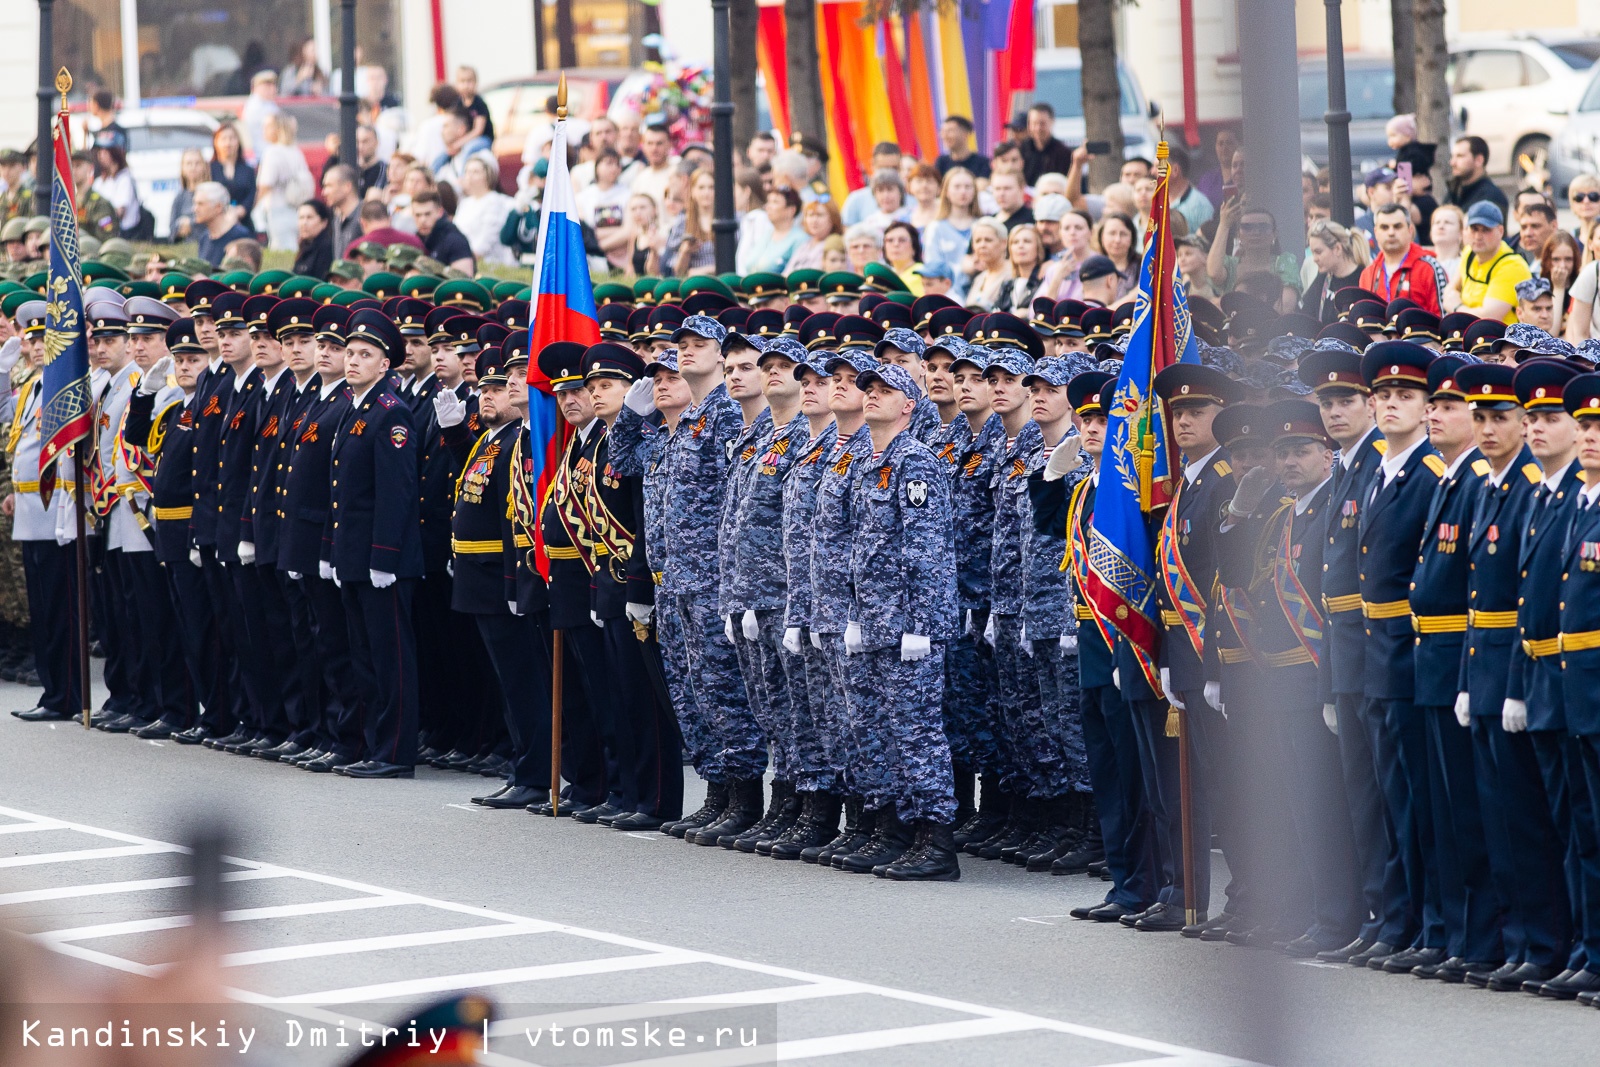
[1450,35,1600,185]
[1028,49,1161,162]
[71,108,221,240]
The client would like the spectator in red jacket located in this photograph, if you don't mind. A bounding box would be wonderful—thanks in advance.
[1358,202,1446,315]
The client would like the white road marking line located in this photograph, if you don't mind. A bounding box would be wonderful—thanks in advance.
[445,803,486,812]
[0,820,65,835]
[37,894,410,942]
[0,843,174,868]
[219,920,558,967]
[42,940,163,977]
[0,868,284,907]
[607,1016,1043,1066]
[258,949,704,1005]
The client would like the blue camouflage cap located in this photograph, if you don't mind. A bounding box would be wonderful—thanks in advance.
[875,327,927,361]
[1579,338,1600,366]
[644,348,680,374]
[926,335,976,364]
[758,335,808,365]
[823,350,880,375]
[983,347,1036,378]
[672,313,727,344]
[1505,322,1552,350]
[856,362,923,401]
[1041,350,1099,380]
[1098,357,1124,377]
[1310,335,1363,357]
[1022,360,1075,388]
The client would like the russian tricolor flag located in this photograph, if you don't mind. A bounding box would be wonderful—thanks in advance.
[524,109,598,579]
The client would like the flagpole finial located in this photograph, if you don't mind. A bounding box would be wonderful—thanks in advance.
[556,73,568,121]
[55,67,72,111]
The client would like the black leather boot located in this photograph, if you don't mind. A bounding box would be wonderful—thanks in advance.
[974,798,1035,860]
[730,779,796,851]
[756,788,810,855]
[815,799,873,866]
[1049,796,1106,873]
[951,770,976,829]
[1018,796,1083,869]
[952,776,1007,848]
[1005,796,1066,864]
[691,777,764,845]
[771,790,844,863]
[837,807,914,872]
[663,780,728,838]
[884,821,961,881]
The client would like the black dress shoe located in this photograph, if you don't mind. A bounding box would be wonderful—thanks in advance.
[300,754,341,773]
[572,801,623,824]
[1090,901,1141,923]
[472,784,514,805]
[258,740,304,761]
[1412,953,1458,979]
[1370,945,1420,972]
[170,725,210,744]
[131,720,176,740]
[1539,968,1600,1000]
[1280,934,1324,959]
[341,760,414,779]
[1182,913,1231,939]
[99,714,141,733]
[1436,958,1498,984]
[1317,936,1371,963]
[1576,989,1600,1007]
[1488,962,1557,992]
[610,811,666,831]
[288,748,327,767]
[204,729,248,750]
[1118,905,1155,928]
[1466,961,1523,989]
[1523,967,1578,995]
[481,785,547,809]
[1133,902,1193,932]
[1387,946,1445,974]
[12,706,70,721]
[1347,941,1396,967]
[1070,902,1101,921]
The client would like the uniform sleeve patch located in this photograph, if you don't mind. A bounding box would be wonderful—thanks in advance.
[1423,454,1446,477]
[390,426,408,448]
[906,478,928,507]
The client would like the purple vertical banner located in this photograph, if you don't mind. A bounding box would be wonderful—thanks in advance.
[961,0,990,149]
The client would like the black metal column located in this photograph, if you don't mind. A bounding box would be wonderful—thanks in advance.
[709,0,736,271]
[340,0,358,174]
[1323,0,1354,225]
[36,0,55,210]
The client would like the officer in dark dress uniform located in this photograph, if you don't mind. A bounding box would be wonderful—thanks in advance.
[324,308,424,778]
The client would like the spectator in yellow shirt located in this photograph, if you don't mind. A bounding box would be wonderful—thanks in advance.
[1454,200,1531,323]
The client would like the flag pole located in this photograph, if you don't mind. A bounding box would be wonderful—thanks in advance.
[55,67,92,731]
[547,72,569,818]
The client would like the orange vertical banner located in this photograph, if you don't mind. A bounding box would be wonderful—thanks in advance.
[879,19,919,156]
[756,1,791,143]
[817,2,862,193]
[903,14,938,160]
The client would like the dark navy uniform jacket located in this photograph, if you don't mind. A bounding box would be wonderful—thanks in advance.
[1408,447,1484,708]
[1508,461,1586,730]
[275,379,349,576]
[588,423,651,620]
[1156,446,1235,693]
[1459,447,1541,717]
[1559,483,1600,736]
[239,369,300,562]
[540,420,601,630]
[122,389,195,565]
[322,382,423,582]
[1319,425,1385,704]
[416,378,478,573]
[449,420,518,614]
[188,363,235,550]
[1358,437,1443,702]
[212,366,263,562]
[1033,469,1114,689]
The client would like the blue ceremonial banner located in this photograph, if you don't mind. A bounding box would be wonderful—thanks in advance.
[38,113,92,496]
[1082,145,1200,689]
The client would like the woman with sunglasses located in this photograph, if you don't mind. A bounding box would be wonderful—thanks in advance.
[1300,217,1371,323]
[1569,175,1600,255]
[1206,197,1301,309]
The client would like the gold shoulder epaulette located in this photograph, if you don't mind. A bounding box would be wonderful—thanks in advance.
[1214,459,1232,477]
[1423,454,1446,477]
[1471,458,1491,476]
[1523,462,1543,484]
[1374,439,1388,455]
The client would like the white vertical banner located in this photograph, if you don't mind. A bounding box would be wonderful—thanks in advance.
[119,0,141,106]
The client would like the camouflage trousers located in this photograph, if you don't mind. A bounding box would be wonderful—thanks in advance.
[942,614,1004,777]
[785,627,841,793]
[843,642,957,823]
[0,467,28,629]
[993,613,1078,799]
[1033,638,1092,794]
[819,633,856,795]
[675,592,767,782]
[730,609,794,778]
[655,591,709,775]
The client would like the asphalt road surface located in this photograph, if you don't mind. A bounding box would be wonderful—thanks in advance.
[0,676,1593,1066]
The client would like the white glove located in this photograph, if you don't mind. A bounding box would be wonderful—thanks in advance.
[1059,633,1078,652]
[287,570,302,580]
[1112,667,1121,691]
[237,541,255,566]
[1203,681,1223,712]
[54,525,71,546]
[965,609,975,635]
[724,615,736,643]
[983,612,996,647]
[1502,698,1528,733]
[139,356,173,394]
[625,601,653,624]
[1454,692,1471,728]
[333,577,341,588]
[844,620,863,655]
[783,627,803,655]
[319,560,334,581]
[1042,435,1083,481]
[190,547,203,568]
[624,378,657,416]
[741,609,759,641]
[901,633,931,662]
[809,630,822,650]
[1323,703,1339,735]
[1019,621,1033,657]
[1161,667,1185,710]
[591,609,604,628]
[1228,466,1275,518]
[446,558,454,577]
[432,388,467,428]
[507,599,523,616]
[370,569,396,589]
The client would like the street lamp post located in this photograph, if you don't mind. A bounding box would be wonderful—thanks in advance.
[709,0,735,271]
[1323,0,1355,225]
[339,0,358,178]
[36,0,55,209]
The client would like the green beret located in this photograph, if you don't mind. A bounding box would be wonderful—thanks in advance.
[327,259,362,282]
[361,271,403,299]
[434,278,492,311]
[278,275,320,298]
[249,269,293,296]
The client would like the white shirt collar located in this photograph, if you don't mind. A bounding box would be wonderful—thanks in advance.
[1295,475,1332,514]
[575,417,598,443]
[1339,426,1377,469]
[1183,446,1220,485]
[349,383,376,408]
[1489,457,1518,486]
[1583,477,1600,506]
[1543,459,1574,492]
[1442,448,1472,479]
[208,355,224,374]
[318,376,344,401]
[231,364,255,390]
[259,365,287,392]
[1380,435,1424,485]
